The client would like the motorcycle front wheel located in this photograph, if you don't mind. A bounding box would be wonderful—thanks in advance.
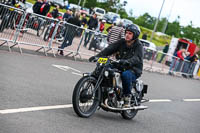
[72,76,101,118]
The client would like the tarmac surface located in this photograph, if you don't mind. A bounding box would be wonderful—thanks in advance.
[1,50,200,133]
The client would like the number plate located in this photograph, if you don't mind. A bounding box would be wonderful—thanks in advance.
[97,58,108,64]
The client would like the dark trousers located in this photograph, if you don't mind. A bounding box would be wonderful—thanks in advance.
[84,31,92,47]
[121,70,138,95]
[159,54,166,63]
[60,27,76,49]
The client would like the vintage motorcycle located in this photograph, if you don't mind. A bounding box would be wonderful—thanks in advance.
[88,31,107,51]
[72,57,148,119]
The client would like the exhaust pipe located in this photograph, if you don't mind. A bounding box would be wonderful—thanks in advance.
[102,99,148,111]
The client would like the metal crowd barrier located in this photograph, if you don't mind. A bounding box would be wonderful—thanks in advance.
[0,3,25,52]
[0,3,199,78]
[143,48,200,78]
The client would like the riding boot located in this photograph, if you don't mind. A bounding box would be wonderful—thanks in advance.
[123,94,132,108]
[59,50,64,56]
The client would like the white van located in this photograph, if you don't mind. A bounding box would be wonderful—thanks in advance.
[93,7,106,19]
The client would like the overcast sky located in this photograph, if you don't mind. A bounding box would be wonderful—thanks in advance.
[125,0,199,27]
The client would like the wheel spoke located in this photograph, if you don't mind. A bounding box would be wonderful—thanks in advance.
[78,80,96,113]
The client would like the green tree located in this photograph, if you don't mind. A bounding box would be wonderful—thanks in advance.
[165,16,181,37]
[134,13,155,30]
[84,0,97,8]
[68,0,79,4]
[157,17,167,32]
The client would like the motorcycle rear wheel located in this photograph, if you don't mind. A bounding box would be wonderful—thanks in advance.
[121,109,138,120]
[72,76,100,118]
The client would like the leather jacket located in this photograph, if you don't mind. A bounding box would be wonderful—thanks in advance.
[96,39,144,76]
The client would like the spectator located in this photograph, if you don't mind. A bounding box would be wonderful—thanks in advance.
[83,13,98,47]
[51,5,59,19]
[32,0,43,15]
[169,48,187,75]
[63,9,72,21]
[99,19,106,33]
[142,33,147,40]
[159,42,169,63]
[40,0,50,16]
[58,12,81,55]
[182,53,199,78]
[107,20,125,45]
[80,13,87,27]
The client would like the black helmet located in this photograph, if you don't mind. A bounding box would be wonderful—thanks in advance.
[126,24,141,40]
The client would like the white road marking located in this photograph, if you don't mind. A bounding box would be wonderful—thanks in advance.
[0,104,72,114]
[183,99,200,102]
[52,64,81,73]
[72,72,82,76]
[1,98,200,114]
[149,99,172,102]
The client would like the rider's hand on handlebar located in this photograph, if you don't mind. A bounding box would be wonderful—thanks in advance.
[119,59,130,66]
[89,56,97,62]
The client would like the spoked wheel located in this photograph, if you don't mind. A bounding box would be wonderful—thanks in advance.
[72,76,101,118]
[121,109,138,120]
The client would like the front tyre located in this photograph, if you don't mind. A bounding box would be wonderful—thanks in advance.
[121,109,138,120]
[72,76,101,118]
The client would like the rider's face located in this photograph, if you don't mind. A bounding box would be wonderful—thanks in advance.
[125,31,134,42]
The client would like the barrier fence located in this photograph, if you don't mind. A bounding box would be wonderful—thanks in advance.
[0,3,199,79]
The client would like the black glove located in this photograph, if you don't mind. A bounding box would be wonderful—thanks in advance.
[119,59,130,66]
[89,56,96,62]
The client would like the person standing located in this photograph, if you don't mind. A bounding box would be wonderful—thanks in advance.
[58,12,81,55]
[99,19,106,33]
[107,20,125,45]
[63,9,72,21]
[51,5,59,19]
[142,33,147,40]
[40,0,50,16]
[159,42,169,63]
[83,13,98,47]
[32,0,43,15]
[80,13,87,27]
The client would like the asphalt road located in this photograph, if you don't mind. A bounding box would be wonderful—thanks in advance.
[0,50,200,133]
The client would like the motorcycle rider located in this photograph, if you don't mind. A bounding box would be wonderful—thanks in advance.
[89,24,143,107]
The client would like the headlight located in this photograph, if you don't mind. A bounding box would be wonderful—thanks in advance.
[104,71,109,77]
[136,79,144,92]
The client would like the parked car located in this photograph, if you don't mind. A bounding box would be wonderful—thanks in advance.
[93,7,105,19]
[103,12,120,24]
[50,0,68,9]
[80,7,89,16]
[68,3,81,10]
[121,18,133,28]
[140,39,157,60]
